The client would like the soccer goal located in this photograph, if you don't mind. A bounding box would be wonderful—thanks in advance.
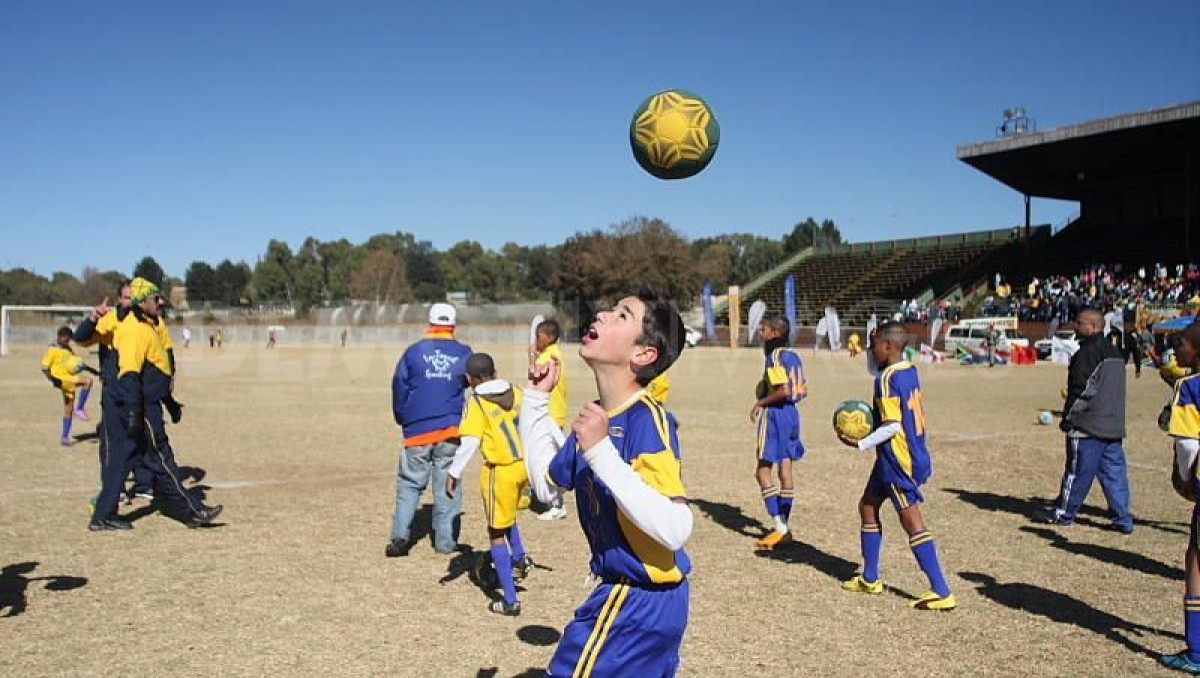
[0,305,94,357]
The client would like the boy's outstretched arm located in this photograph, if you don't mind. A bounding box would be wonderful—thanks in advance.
[575,403,693,551]
[520,361,567,504]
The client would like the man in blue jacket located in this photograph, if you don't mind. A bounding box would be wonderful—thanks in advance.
[387,303,473,556]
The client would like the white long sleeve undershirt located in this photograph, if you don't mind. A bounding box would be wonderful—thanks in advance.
[447,436,481,479]
[582,438,694,551]
[519,389,566,504]
[1175,437,1200,479]
[856,421,903,451]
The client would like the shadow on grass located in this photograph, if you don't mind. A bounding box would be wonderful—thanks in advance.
[943,487,1186,535]
[690,498,765,538]
[960,571,1182,659]
[1020,526,1182,580]
[0,562,88,618]
[474,669,545,678]
[516,624,561,647]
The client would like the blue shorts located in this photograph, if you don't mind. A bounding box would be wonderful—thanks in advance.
[756,406,804,464]
[865,461,924,511]
[548,579,689,678]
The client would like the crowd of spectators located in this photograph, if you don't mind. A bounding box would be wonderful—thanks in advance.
[980,262,1200,323]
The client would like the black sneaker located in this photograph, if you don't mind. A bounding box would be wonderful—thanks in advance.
[186,504,223,528]
[488,600,521,616]
[385,538,413,558]
[88,517,133,531]
[513,554,535,582]
[1036,511,1073,526]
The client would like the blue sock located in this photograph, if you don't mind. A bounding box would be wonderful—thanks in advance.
[61,417,71,440]
[909,531,951,597]
[76,387,90,410]
[1186,596,1200,662]
[779,488,794,523]
[761,485,779,517]
[507,524,527,563]
[491,543,518,605]
[861,523,882,582]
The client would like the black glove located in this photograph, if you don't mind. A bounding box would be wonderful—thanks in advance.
[164,396,184,424]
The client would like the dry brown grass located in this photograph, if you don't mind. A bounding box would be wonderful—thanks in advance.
[0,340,1187,677]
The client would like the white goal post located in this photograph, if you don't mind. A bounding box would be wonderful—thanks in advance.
[0,305,95,357]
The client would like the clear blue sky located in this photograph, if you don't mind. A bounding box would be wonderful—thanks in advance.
[2,1,1197,280]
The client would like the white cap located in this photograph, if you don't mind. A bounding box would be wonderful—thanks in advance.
[428,303,457,326]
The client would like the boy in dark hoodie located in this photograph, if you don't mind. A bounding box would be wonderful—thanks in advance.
[446,353,532,615]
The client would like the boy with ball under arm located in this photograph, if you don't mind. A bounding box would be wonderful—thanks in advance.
[838,321,955,611]
[520,288,693,677]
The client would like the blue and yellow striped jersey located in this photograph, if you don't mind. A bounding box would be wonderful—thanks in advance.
[647,373,670,404]
[549,393,690,586]
[1170,373,1200,441]
[460,387,525,466]
[765,348,806,405]
[873,361,931,485]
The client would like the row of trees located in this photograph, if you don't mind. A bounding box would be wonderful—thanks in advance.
[0,217,845,315]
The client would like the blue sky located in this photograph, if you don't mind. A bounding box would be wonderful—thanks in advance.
[2,1,1197,280]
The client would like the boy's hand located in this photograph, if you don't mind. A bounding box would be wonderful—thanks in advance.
[573,402,609,450]
[749,402,762,422]
[837,432,861,449]
[528,358,560,393]
[445,475,458,498]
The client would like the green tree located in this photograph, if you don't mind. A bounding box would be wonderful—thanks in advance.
[349,249,409,304]
[783,217,844,253]
[252,240,295,305]
[214,260,252,305]
[185,261,218,303]
[132,256,166,287]
[0,268,54,304]
[50,272,84,303]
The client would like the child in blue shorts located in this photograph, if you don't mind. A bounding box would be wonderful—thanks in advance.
[838,321,955,610]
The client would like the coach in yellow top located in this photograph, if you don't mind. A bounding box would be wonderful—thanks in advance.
[90,278,221,531]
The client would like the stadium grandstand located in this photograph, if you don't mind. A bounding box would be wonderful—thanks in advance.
[728,100,1200,335]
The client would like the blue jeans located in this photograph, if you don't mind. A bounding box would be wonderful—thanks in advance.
[1052,436,1134,530]
[390,440,462,552]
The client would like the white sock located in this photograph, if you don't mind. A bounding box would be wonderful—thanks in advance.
[774,516,788,534]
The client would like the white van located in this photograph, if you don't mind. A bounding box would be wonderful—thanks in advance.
[944,322,1030,353]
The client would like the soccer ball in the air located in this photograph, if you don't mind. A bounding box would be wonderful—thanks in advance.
[1037,410,1054,426]
[833,399,875,444]
[629,89,720,180]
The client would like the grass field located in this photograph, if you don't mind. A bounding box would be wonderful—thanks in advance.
[0,339,1188,677]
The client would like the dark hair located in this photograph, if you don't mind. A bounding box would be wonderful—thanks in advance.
[634,287,686,386]
[875,320,907,344]
[57,326,73,339]
[762,314,790,339]
[466,353,496,379]
[536,319,561,343]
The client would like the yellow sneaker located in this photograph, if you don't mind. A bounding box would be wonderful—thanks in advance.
[841,575,885,595]
[755,530,793,549]
[910,591,957,611]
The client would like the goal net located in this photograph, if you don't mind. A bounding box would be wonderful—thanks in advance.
[0,305,94,357]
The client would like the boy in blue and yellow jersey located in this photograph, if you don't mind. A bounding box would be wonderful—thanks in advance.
[387,303,473,556]
[533,319,570,522]
[752,314,807,549]
[1159,321,1200,674]
[521,287,693,677]
[40,326,96,446]
[647,372,670,404]
[446,353,533,616]
[839,321,955,610]
[90,278,221,531]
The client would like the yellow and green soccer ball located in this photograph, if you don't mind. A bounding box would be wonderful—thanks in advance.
[629,89,720,180]
[833,399,875,443]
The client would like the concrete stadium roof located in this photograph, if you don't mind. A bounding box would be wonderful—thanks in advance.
[957,100,1200,200]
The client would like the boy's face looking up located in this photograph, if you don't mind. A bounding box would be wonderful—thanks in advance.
[580,296,657,374]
